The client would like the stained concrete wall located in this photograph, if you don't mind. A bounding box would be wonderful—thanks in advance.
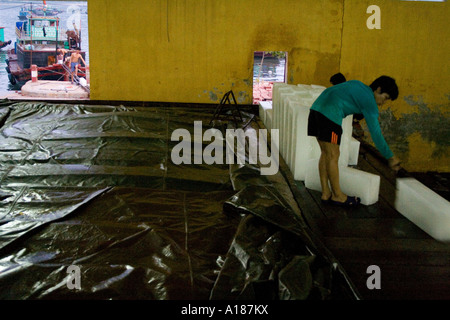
[340,0,449,172]
[85,0,448,172]
[87,0,343,103]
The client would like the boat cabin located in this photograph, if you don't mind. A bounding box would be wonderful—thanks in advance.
[15,16,64,46]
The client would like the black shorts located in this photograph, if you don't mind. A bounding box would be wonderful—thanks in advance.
[307,109,342,145]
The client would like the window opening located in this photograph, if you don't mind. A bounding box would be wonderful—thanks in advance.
[252,51,287,105]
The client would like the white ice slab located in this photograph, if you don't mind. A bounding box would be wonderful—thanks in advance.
[338,115,353,167]
[305,158,380,205]
[395,178,450,242]
[310,84,327,90]
[258,101,272,124]
[309,87,326,100]
[309,137,321,160]
[265,108,273,131]
[273,84,309,129]
[280,95,307,164]
[272,83,301,130]
[285,97,311,180]
[276,90,310,164]
[348,137,360,166]
[283,97,296,168]
[297,84,313,91]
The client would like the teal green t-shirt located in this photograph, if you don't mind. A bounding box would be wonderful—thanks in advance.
[310,80,393,159]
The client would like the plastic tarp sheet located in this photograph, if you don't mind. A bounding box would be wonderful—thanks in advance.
[0,100,359,299]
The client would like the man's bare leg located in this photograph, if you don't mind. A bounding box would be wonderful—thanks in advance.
[318,139,332,201]
[318,140,347,203]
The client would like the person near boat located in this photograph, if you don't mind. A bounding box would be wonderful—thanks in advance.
[57,48,68,64]
[69,48,86,83]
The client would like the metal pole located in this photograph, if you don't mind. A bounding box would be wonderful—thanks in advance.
[30,17,33,68]
[55,18,58,63]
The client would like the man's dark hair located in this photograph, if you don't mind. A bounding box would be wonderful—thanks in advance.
[330,72,346,85]
[369,75,399,101]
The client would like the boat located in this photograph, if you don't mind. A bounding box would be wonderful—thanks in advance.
[0,40,11,50]
[5,15,87,85]
[18,1,62,20]
[30,5,62,17]
[0,26,12,49]
[18,6,30,21]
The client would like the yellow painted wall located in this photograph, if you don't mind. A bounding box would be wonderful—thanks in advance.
[340,0,449,172]
[87,0,343,103]
[84,0,448,172]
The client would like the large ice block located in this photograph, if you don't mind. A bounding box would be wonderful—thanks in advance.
[285,97,312,180]
[272,83,308,131]
[297,84,313,91]
[276,90,311,165]
[304,158,380,205]
[338,115,353,167]
[348,137,360,165]
[281,95,308,163]
[283,97,296,168]
[309,87,326,100]
[258,101,272,124]
[309,138,321,160]
[395,178,450,242]
[272,83,300,130]
[265,109,273,130]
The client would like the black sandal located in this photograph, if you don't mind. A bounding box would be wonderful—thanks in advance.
[321,196,332,204]
[330,196,361,207]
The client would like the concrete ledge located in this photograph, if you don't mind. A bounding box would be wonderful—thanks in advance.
[20,80,89,99]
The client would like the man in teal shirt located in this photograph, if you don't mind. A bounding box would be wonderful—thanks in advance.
[307,75,401,207]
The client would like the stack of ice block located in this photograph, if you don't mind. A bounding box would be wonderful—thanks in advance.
[395,178,450,242]
[258,82,383,205]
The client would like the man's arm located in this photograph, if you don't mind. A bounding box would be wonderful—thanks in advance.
[364,114,403,171]
[388,156,401,171]
[364,113,394,160]
[79,54,86,66]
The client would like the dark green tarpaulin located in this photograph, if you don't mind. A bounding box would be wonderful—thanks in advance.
[0,100,359,299]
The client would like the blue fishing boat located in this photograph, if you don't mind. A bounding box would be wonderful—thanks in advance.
[5,15,86,85]
[18,1,62,20]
